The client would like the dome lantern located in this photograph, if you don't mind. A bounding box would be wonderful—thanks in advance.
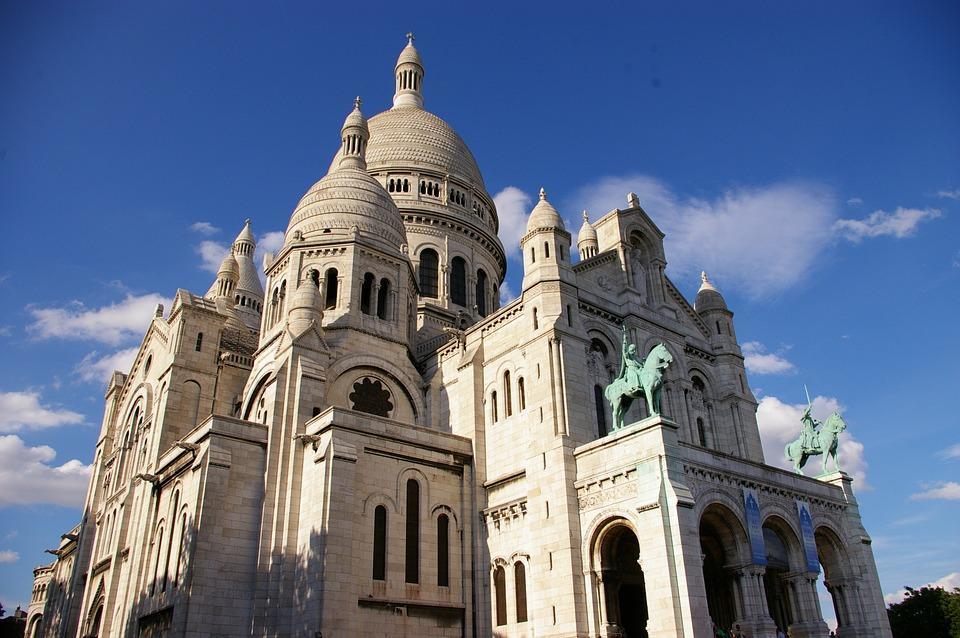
[577,210,599,260]
[338,97,369,171]
[393,33,424,109]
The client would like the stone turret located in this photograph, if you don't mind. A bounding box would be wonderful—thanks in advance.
[695,271,738,344]
[521,188,575,291]
[577,210,598,260]
[287,270,323,337]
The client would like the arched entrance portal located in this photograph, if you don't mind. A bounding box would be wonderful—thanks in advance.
[593,520,650,637]
[762,526,794,631]
[700,504,747,630]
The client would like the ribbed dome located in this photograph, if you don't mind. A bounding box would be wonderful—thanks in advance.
[397,40,423,68]
[695,271,728,312]
[332,108,485,188]
[577,211,597,245]
[286,167,407,252]
[526,188,565,233]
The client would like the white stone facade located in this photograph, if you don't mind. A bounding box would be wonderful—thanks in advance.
[29,38,891,638]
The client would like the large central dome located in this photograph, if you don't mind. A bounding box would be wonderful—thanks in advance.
[364,107,485,188]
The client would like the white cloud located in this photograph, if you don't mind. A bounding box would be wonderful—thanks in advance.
[846,197,863,206]
[254,231,285,275]
[568,175,837,298]
[0,435,92,508]
[0,550,19,563]
[835,207,941,243]
[886,572,960,605]
[0,391,84,433]
[75,347,140,384]
[742,341,795,375]
[910,481,960,501]
[499,281,516,305]
[756,394,870,488]
[939,443,960,460]
[189,221,220,235]
[493,186,533,258]
[197,240,230,274]
[936,190,960,200]
[27,292,166,346]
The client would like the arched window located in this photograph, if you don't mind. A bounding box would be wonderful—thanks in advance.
[544,241,550,258]
[175,512,187,584]
[532,308,539,330]
[503,371,512,418]
[517,377,525,411]
[530,246,536,263]
[152,525,164,594]
[491,391,498,423]
[377,278,391,320]
[450,257,467,306]
[373,505,387,580]
[437,514,449,587]
[360,272,375,315]
[515,561,528,622]
[182,381,201,427]
[697,417,707,447]
[419,249,439,298]
[405,479,420,584]
[595,385,607,437]
[476,269,488,316]
[278,280,287,316]
[194,332,203,352]
[494,565,507,626]
[324,268,338,309]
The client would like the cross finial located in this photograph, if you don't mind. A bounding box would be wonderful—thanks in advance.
[701,271,709,284]
[244,218,251,225]
[539,187,547,201]
[406,32,415,44]
[582,210,590,222]
[354,96,362,110]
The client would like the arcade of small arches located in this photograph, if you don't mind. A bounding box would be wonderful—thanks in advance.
[381,172,496,230]
[492,556,530,628]
[415,248,496,317]
[584,504,865,636]
[488,368,527,424]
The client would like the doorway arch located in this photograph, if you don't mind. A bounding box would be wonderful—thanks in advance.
[591,518,650,637]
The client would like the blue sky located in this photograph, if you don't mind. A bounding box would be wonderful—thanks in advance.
[1,0,958,622]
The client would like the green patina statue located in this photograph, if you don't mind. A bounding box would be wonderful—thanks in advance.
[784,399,847,475]
[604,326,673,432]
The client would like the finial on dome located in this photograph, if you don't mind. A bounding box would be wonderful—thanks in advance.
[539,187,547,201]
[698,271,719,293]
[582,210,590,222]
[338,98,369,170]
[394,34,425,109]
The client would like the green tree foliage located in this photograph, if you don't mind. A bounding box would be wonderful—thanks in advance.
[888,586,960,638]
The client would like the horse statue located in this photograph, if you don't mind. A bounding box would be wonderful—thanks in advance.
[604,328,673,432]
[784,407,847,475]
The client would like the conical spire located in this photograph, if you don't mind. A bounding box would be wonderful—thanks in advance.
[393,33,424,109]
[233,218,255,257]
[338,97,369,170]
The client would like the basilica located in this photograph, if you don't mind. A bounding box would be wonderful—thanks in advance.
[25,38,891,638]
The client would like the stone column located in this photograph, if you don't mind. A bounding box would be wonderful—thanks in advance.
[784,571,829,638]
[736,565,777,638]
[370,281,379,318]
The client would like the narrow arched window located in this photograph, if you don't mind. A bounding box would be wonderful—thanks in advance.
[544,241,550,258]
[494,565,507,626]
[530,246,536,263]
[360,273,374,315]
[450,257,467,306]
[515,561,528,622]
[152,526,164,594]
[595,385,607,437]
[324,268,338,309]
[278,280,287,316]
[518,377,526,411]
[195,332,203,352]
[373,505,387,580]
[377,278,391,320]
[405,479,420,584]
[476,269,488,316]
[437,514,449,587]
[697,417,707,447]
[504,371,512,418]
[532,308,539,330]
[491,391,498,423]
[175,512,187,584]
[419,249,439,298]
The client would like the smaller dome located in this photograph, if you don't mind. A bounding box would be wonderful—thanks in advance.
[217,252,239,281]
[577,210,598,247]
[695,271,728,312]
[526,188,565,233]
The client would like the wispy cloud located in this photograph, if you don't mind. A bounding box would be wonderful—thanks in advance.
[756,394,870,488]
[568,175,837,298]
[0,435,92,508]
[27,292,166,346]
[0,390,84,433]
[493,186,534,258]
[499,281,517,305]
[936,189,960,200]
[938,443,960,460]
[197,240,230,273]
[189,221,220,235]
[910,481,960,501]
[0,550,19,563]
[835,207,941,243]
[742,341,795,375]
[846,197,863,206]
[75,347,140,384]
